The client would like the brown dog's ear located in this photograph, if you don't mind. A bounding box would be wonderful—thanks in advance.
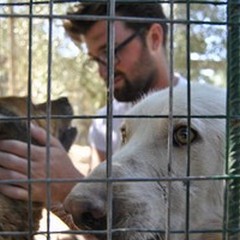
[36,97,73,118]
[36,97,77,151]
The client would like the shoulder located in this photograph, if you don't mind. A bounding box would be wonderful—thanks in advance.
[175,73,187,86]
[96,99,133,115]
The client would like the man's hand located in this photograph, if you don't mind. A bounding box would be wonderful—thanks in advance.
[0,124,83,203]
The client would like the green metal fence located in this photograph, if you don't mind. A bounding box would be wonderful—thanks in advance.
[226,0,240,239]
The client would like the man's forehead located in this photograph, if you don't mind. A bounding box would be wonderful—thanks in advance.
[84,20,108,54]
[85,20,107,42]
[84,21,129,53]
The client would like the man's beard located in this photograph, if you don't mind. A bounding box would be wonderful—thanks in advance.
[113,71,156,102]
[113,46,158,103]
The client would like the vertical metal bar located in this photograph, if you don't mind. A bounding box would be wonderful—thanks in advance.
[8,0,16,95]
[27,0,33,239]
[46,0,54,239]
[106,0,115,239]
[166,0,174,239]
[223,0,230,238]
[185,1,191,239]
[226,0,240,239]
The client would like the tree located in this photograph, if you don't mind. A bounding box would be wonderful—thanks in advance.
[172,1,226,86]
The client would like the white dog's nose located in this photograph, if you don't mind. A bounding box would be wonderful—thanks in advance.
[64,186,107,230]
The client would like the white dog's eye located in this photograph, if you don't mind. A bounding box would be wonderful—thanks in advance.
[120,125,127,145]
[173,126,197,147]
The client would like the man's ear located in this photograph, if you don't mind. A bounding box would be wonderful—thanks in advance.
[146,23,164,52]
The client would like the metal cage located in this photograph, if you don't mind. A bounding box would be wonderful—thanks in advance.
[0,0,239,240]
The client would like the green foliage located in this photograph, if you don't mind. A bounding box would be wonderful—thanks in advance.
[0,2,105,144]
[173,2,226,86]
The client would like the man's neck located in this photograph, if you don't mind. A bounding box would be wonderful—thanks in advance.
[158,72,179,90]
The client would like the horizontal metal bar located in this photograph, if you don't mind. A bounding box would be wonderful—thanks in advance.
[0,0,228,7]
[0,174,236,185]
[0,13,229,25]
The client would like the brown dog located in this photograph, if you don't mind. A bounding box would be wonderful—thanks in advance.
[0,96,77,240]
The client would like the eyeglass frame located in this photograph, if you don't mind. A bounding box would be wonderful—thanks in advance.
[87,28,145,67]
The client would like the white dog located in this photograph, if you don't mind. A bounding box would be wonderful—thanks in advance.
[64,83,226,240]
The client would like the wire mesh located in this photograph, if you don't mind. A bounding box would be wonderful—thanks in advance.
[0,0,234,240]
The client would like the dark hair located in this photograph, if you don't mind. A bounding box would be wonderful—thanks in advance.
[64,2,168,46]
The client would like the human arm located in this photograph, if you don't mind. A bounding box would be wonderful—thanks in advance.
[0,124,83,203]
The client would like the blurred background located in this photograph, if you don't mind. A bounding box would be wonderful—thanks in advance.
[0,0,227,146]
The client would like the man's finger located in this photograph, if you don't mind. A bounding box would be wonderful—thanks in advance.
[0,152,28,173]
[0,184,29,201]
[31,123,62,148]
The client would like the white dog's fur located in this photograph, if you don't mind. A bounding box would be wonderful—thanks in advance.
[64,83,226,240]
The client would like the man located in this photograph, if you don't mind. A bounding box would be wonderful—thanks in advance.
[0,3,185,204]
[64,3,186,170]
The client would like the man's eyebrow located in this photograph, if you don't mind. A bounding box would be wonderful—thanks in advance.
[88,44,107,57]
[89,43,109,57]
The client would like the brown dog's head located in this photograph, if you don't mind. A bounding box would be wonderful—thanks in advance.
[0,96,77,150]
[0,97,77,236]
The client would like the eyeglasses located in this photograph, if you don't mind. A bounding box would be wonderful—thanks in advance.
[87,29,144,67]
